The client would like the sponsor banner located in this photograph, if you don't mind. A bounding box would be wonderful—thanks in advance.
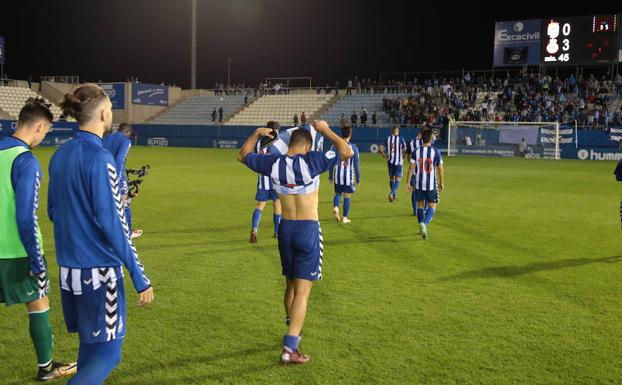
[564,147,622,161]
[100,83,125,109]
[131,83,168,106]
[493,19,542,67]
[147,137,169,146]
[0,36,5,65]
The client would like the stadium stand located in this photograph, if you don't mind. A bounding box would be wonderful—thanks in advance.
[226,93,334,126]
[0,85,71,121]
[148,95,247,125]
[322,92,411,126]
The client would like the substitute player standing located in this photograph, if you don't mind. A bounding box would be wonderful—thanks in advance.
[250,121,282,243]
[238,120,353,365]
[0,98,77,381]
[378,126,406,202]
[329,126,360,224]
[406,129,444,240]
[103,123,142,239]
[49,84,154,385]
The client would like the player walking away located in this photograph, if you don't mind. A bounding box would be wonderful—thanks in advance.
[328,126,360,224]
[378,126,406,202]
[49,84,154,385]
[406,129,445,240]
[103,123,142,239]
[238,120,353,366]
[0,98,77,381]
[250,121,282,243]
[405,130,437,215]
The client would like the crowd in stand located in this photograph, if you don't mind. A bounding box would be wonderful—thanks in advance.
[381,73,622,129]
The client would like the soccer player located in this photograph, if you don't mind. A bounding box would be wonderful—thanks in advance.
[49,84,154,385]
[103,123,142,239]
[406,129,445,240]
[238,120,353,365]
[405,130,436,215]
[250,121,282,243]
[0,98,77,381]
[328,126,360,224]
[378,126,406,202]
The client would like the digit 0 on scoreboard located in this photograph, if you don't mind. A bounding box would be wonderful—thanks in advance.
[542,14,619,66]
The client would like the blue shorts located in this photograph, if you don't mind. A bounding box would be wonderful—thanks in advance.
[415,189,439,203]
[255,189,278,202]
[60,267,127,344]
[334,184,355,194]
[277,220,323,281]
[387,163,403,177]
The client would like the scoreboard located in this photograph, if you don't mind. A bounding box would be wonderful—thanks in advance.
[542,15,619,66]
[493,14,621,67]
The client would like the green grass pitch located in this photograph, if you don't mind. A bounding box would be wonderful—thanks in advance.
[1,146,621,385]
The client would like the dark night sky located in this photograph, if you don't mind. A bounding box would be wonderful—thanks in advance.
[1,0,621,88]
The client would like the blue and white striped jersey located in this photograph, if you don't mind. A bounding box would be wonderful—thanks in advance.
[407,137,436,156]
[412,146,443,191]
[272,124,324,155]
[255,140,273,191]
[244,151,337,195]
[385,135,406,165]
[328,143,360,186]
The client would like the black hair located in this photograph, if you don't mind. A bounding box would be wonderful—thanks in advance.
[421,129,433,144]
[290,129,312,147]
[60,84,108,125]
[341,126,352,138]
[119,123,133,135]
[18,97,53,125]
[266,121,281,131]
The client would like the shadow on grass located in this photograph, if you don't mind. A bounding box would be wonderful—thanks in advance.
[440,256,622,281]
[108,343,281,385]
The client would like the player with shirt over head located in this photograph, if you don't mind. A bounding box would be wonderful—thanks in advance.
[238,120,353,366]
[49,84,154,385]
[249,121,282,243]
[328,126,360,224]
[378,126,406,202]
[0,98,77,381]
[406,129,444,240]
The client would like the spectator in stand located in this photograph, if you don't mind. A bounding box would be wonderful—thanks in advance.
[347,79,353,95]
[211,108,217,122]
[351,111,358,127]
[372,111,377,125]
[335,81,340,96]
[293,113,299,126]
[244,95,248,105]
[301,112,306,125]
[340,114,347,128]
[218,106,224,122]
[361,110,368,127]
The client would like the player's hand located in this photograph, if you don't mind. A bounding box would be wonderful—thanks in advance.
[312,120,330,134]
[406,185,412,193]
[137,287,154,306]
[328,178,333,184]
[438,183,444,192]
[378,144,385,153]
[255,128,273,137]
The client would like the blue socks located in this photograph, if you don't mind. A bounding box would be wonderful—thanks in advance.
[283,335,301,353]
[67,339,123,385]
[424,208,436,225]
[416,208,425,224]
[411,191,417,215]
[273,214,281,234]
[251,209,262,231]
[333,194,342,208]
[343,198,351,217]
[390,180,400,197]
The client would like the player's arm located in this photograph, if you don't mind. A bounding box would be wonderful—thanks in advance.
[88,160,153,305]
[116,140,131,196]
[378,143,387,159]
[237,128,273,163]
[437,164,445,192]
[313,120,353,160]
[406,155,416,193]
[354,146,361,185]
[12,154,46,275]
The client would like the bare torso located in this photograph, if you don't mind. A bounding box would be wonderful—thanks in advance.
[278,190,319,221]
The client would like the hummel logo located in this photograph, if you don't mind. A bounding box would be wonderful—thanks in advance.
[92,330,101,337]
[26,291,35,296]
[310,272,317,277]
[84,279,93,285]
